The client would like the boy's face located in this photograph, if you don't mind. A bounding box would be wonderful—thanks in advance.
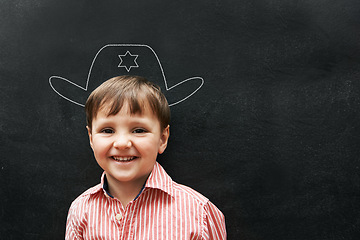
[87,103,169,189]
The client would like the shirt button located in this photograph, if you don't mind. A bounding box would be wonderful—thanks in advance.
[115,213,122,221]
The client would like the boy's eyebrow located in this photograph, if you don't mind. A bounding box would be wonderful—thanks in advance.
[127,118,154,126]
[95,116,154,126]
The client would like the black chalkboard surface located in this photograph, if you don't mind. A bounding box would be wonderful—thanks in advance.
[1,1,360,239]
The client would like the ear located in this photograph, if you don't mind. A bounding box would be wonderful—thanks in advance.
[86,126,94,149]
[158,125,170,154]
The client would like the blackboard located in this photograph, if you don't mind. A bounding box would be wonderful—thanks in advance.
[1,1,360,239]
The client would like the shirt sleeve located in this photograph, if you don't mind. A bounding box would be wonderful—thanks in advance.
[202,201,227,239]
[65,201,85,240]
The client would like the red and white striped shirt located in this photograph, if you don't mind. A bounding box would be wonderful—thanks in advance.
[66,162,226,239]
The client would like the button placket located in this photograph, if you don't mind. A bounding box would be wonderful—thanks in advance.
[109,198,125,225]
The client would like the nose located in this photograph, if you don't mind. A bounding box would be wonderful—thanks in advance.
[113,134,132,149]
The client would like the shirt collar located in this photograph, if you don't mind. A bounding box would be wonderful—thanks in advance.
[99,162,174,198]
[102,174,114,198]
[144,162,174,197]
[100,172,113,198]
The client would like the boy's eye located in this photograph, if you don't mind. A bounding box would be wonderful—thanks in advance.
[133,128,147,134]
[101,128,114,134]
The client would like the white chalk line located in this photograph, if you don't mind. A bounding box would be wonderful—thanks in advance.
[118,50,139,72]
[49,44,204,107]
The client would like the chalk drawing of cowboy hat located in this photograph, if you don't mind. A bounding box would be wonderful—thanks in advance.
[49,44,204,107]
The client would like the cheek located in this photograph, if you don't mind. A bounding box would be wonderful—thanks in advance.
[91,138,112,155]
[135,138,161,154]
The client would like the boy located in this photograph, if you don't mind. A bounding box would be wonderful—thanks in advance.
[65,75,226,239]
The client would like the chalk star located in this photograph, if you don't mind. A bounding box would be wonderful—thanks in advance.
[118,51,139,72]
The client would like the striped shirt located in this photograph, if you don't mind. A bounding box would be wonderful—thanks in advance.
[65,162,226,239]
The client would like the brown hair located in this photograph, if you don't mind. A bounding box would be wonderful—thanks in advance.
[85,75,170,130]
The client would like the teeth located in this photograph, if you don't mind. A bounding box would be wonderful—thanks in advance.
[113,156,136,161]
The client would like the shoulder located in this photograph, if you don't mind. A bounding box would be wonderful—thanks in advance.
[172,182,224,215]
[68,183,103,215]
[171,181,209,205]
[171,182,226,238]
[151,162,223,214]
[154,162,207,204]
[66,183,104,239]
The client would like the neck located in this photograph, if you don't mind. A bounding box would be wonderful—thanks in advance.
[105,175,148,207]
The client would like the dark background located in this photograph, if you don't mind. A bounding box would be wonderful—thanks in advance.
[1,0,360,239]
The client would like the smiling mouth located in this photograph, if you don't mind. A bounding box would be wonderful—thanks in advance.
[112,156,137,162]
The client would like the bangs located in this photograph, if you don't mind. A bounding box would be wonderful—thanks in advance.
[100,87,156,117]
